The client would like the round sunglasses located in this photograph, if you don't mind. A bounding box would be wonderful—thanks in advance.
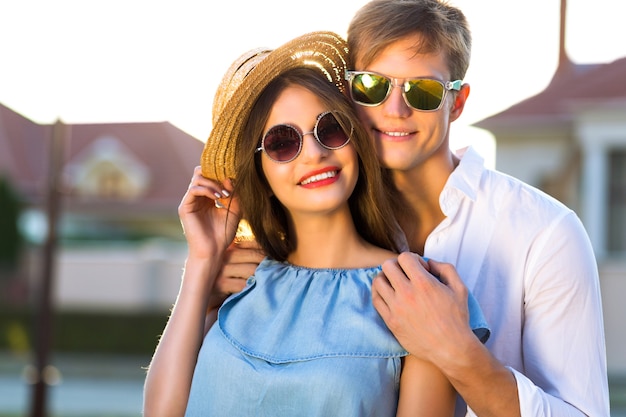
[345,70,462,112]
[256,111,353,163]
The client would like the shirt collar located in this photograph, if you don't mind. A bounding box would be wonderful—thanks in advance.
[439,146,485,213]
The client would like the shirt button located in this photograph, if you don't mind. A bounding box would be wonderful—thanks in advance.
[246,277,255,286]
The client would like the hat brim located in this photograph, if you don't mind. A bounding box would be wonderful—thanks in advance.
[201,31,349,181]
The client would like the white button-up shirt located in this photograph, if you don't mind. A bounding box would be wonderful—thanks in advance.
[428,147,609,417]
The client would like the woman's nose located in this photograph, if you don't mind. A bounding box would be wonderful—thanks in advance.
[299,132,328,161]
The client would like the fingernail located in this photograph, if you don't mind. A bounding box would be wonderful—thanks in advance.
[221,190,230,197]
[214,192,222,199]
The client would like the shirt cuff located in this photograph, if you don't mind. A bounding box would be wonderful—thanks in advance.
[506,366,590,417]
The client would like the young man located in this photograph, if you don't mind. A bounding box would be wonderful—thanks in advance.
[209,1,609,415]
[343,1,608,416]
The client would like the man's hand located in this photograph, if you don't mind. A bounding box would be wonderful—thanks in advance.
[372,252,474,362]
[207,239,265,310]
[374,252,521,417]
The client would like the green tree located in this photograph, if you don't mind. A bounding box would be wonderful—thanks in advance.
[0,176,23,275]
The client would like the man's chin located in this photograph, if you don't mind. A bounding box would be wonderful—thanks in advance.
[378,151,417,172]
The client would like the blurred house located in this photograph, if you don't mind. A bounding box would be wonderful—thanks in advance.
[0,103,202,311]
[474,53,626,375]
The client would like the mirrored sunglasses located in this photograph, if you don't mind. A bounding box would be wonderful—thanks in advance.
[256,111,353,163]
[345,71,462,112]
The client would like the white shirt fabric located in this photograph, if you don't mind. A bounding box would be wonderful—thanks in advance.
[427,146,609,417]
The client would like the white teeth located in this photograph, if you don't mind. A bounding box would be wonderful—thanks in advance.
[301,171,337,185]
[384,131,410,137]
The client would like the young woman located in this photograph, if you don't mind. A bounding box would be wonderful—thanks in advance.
[143,31,487,417]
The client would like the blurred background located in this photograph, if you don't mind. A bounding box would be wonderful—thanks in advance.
[1,0,625,415]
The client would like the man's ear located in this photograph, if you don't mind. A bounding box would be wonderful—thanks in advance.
[450,83,470,122]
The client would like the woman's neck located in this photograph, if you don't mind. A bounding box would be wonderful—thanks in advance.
[286,208,393,269]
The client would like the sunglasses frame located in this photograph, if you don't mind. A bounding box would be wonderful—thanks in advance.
[255,110,353,163]
[345,70,462,112]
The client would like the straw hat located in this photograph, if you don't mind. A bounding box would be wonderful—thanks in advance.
[201,31,349,181]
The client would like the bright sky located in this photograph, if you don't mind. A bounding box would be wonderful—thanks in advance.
[1,0,626,168]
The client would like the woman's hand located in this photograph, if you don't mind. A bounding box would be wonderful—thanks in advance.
[178,166,241,260]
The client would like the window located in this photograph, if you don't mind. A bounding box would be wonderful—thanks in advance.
[66,137,149,201]
[607,149,626,253]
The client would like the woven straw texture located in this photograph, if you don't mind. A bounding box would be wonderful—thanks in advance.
[201,31,349,181]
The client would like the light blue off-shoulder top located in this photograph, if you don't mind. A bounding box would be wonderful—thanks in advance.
[184,257,489,417]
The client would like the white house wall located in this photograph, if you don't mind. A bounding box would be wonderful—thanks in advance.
[575,108,626,259]
[599,260,626,374]
[53,242,186,311]
[495,136,569,187]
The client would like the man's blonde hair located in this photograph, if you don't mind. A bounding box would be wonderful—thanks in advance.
[347,0,471,81]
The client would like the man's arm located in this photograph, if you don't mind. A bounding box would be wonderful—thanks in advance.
[373,212,609,417]
[206,240,264,310]
[509,212,609,416]
[373,254,520,417]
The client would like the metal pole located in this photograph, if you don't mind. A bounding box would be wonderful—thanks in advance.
[30,119,66,417]
[559,0,568,65]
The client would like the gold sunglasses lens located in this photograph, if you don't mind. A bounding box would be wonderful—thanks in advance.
[351,73,390,105]
[404,79,445,111]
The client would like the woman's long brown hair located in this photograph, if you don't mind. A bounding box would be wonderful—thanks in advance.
[234,67,406,262]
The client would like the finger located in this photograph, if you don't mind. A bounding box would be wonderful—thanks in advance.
[380,257,409,291]
[189,169,231,198]
[223,241,265,263]
[372,271,395,299]
[220,261,258,281]
[219,242,265,280]
[190,165,227,192]
[395,252,434,283]
[209,178,234,210]
[233,239,263,250]
[427,260,457,286]
[371,274,393,319]
[181,183,223,211]
[213,275,248,295]
[222,178,235,194]
[418,255,430,271]
[206,276,247,310]
[428,260,468,298]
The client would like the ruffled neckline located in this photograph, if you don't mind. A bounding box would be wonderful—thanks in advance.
[218,258,408,363]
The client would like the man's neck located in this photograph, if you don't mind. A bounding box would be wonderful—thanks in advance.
[392,150,460,254]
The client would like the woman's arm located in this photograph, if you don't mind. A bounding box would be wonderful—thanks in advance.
[143,258,218,416]
[143,168,240,417]
[396,354,456,417]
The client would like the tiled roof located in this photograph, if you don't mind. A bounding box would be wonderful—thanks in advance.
[0,104,50,198]
[474,56,626,128]
[0,103,204,211]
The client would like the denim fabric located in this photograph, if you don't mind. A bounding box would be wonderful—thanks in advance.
[422,257,490,343]
[184,258,489,416]
[468,290,490,343]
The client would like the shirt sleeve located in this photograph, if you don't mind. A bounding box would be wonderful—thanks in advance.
[509,367,603,417]
[514,211,609,417]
